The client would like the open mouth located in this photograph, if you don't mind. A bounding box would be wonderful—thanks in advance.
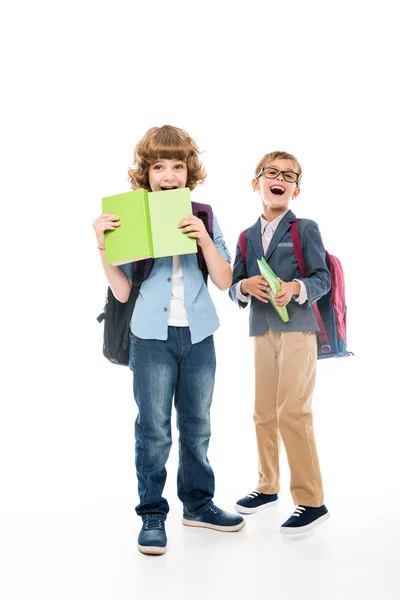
[160,186,178,191]
[270,185,285,196]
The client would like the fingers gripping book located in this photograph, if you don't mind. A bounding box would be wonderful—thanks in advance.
[257,257,289,323]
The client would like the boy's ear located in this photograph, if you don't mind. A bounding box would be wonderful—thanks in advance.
[292,186,301,199]
[252,178,259,191]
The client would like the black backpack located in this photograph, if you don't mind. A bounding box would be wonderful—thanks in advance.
[97,202,213,366]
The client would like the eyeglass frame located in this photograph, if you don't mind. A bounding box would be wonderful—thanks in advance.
[256,166,300,184]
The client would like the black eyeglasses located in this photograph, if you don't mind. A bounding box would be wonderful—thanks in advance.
[256,167,300,184]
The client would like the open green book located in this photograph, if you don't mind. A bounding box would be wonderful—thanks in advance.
[102,187,197,266]
[257,257,289,323]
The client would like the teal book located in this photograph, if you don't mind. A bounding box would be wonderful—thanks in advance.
[101,187,197,266]
[257,257,289,323]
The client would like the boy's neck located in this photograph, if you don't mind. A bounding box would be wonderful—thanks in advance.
[262,207,289,223]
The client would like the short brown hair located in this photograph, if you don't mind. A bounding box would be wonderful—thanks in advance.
[128,125,206,191]
[254,151,302,186]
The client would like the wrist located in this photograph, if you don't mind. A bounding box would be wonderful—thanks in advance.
[292,280,301,296]
[96,235,105,251]
[241,280,248,295]
[199,236,213,251]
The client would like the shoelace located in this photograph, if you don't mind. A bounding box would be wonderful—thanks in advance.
[246,490,261,499]
[144,518,163,530]
[291,505,306,518]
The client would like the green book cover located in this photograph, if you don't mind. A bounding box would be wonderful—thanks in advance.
[102,189,152,266]
[257,257,289,323]
[101,187,196,265]
[148,188,197,258]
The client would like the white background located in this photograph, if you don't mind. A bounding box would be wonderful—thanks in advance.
[1,1,399,598]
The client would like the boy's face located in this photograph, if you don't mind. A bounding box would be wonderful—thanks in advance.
[148,158,188,192]
[252,158,300,211]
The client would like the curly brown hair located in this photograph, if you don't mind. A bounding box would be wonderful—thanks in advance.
[254,151,302,187]
[128,125,207,191]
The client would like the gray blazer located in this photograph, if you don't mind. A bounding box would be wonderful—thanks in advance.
[229,210,331,336]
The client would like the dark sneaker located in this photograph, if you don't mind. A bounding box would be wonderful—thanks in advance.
[280,505,330,534]
[137,517,167,555]
[182,503,245,532]
[234,490,278,514]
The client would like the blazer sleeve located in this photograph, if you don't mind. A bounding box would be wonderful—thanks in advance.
[300,220,331,306]
[228,239,249,308]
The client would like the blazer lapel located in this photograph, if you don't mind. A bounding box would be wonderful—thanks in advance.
[265,210,297,262]
[247,219,264,261]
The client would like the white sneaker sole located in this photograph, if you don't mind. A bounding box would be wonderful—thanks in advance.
[280,512,330,534]
[182,517,246,532]
[234,500,278,514]
[137,544,167,555]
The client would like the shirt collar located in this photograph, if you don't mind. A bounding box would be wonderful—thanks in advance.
[260,210,289,235]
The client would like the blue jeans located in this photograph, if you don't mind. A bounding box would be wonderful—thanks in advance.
[129,327,216,519]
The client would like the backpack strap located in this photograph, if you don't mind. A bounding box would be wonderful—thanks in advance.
[291,219,331,353]
[131,258,147,287]
[192,201,213,237]
[192,201,213,284]
[239,229,247,264]
[132,258,154,280]
[290,219,306,275]
[117,259,147,350]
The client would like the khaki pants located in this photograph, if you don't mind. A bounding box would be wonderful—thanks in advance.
[254,330,324,507]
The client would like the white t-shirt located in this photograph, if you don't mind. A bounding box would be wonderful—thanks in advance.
[168,255,189,326]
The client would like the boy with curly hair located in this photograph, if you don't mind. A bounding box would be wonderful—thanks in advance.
[93,125,244,555]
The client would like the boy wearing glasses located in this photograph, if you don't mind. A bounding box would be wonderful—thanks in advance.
[229,151,331,534]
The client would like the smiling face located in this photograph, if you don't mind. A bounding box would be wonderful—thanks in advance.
[148,158,188,192]
[252,158,301,217]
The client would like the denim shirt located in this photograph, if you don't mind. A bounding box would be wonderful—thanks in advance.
[120,214,231,344]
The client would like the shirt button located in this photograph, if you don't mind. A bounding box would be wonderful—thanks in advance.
[164,307,168,312]
[167,277,171,282]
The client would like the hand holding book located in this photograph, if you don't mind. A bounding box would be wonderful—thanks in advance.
[274,280,301,307]
[178,214,212,248]
[257,258,290,323]
[93,213,121,249]
[241,276,271,303]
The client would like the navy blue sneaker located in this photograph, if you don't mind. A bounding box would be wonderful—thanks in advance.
[234,490,278,514]
[280,505,330,534]
[137,516,167,555]
[182,503,245,532]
